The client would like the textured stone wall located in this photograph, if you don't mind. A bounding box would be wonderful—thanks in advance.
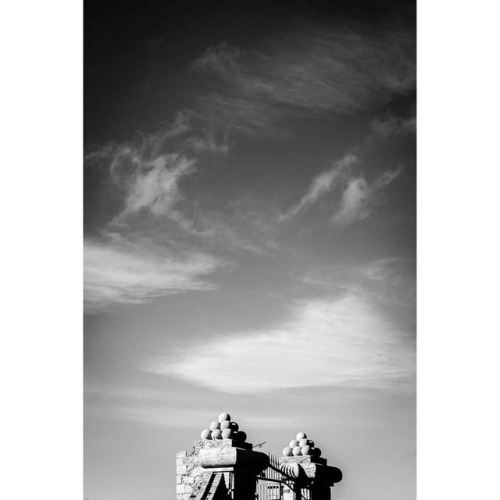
[176,439,267,500]
[176,440,243,500]
[176,442,206,500]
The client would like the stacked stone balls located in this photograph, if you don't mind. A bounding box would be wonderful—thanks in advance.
[282,432,322,458]
[200,413,247,443]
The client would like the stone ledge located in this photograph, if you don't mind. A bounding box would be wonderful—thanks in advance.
[280,455,327,466]
[195,439,253,451]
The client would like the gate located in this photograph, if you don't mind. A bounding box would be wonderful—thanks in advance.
[256,454,311,500]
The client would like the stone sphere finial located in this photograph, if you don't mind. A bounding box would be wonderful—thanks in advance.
[201,429,212,440]
[210,421,220,431]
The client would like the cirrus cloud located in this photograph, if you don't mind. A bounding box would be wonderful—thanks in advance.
[84,237,222,312]
[193,22,415,134]
[145,292,415,393]
[331,166,402,225]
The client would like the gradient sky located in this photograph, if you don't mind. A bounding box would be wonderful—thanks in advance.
[84,1,416,500]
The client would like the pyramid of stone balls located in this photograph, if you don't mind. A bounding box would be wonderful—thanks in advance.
[282,432,322,458]
[200,413,248,443]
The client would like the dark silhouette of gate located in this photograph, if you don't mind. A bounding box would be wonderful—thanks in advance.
[256,454,312,500]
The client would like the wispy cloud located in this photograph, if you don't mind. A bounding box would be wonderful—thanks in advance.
[86,111,232,229]
[84,236,222,312]
[145,292,415,394]
[84,113,240,312]
[84,71,410,315]
[113,153,196,223]
[85,110,192,164]
[371,114,416,138]
[183,130,231,155]
[281,153,358,220]
[331,166,402,225]
[193,22,415,133]
[196,95,285,137]
[192,41,242,74]
[282,150,401,225]
[300,257,416,319]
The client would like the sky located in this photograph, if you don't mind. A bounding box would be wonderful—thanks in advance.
[84,1,416,500]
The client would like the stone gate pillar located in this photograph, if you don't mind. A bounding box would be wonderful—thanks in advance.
[176,414,269,500]
[279,432,342,500]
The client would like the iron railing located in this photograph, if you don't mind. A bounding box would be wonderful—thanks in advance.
[256,454,311,500]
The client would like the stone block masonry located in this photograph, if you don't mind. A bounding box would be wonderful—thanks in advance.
[176,438,268,500]
[176,447,205,500]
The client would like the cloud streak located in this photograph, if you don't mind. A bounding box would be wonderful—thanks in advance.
[282,153,358,220]
[84,237,222,312]
[83,113,239,312]
[84,51,411,314]
[193,22,415,133]
[283,151,402,225]
[86,111,232,229]
[371,114,416,138]
[114,153,196,223]
[331,166,402,225]
[146,292,415,394]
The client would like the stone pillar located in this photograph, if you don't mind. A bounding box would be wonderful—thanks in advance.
[176,441,206,500]
[177,438,269,500]
[278,456,342,500]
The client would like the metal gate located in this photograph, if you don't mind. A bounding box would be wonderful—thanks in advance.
[256,454,311,500]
